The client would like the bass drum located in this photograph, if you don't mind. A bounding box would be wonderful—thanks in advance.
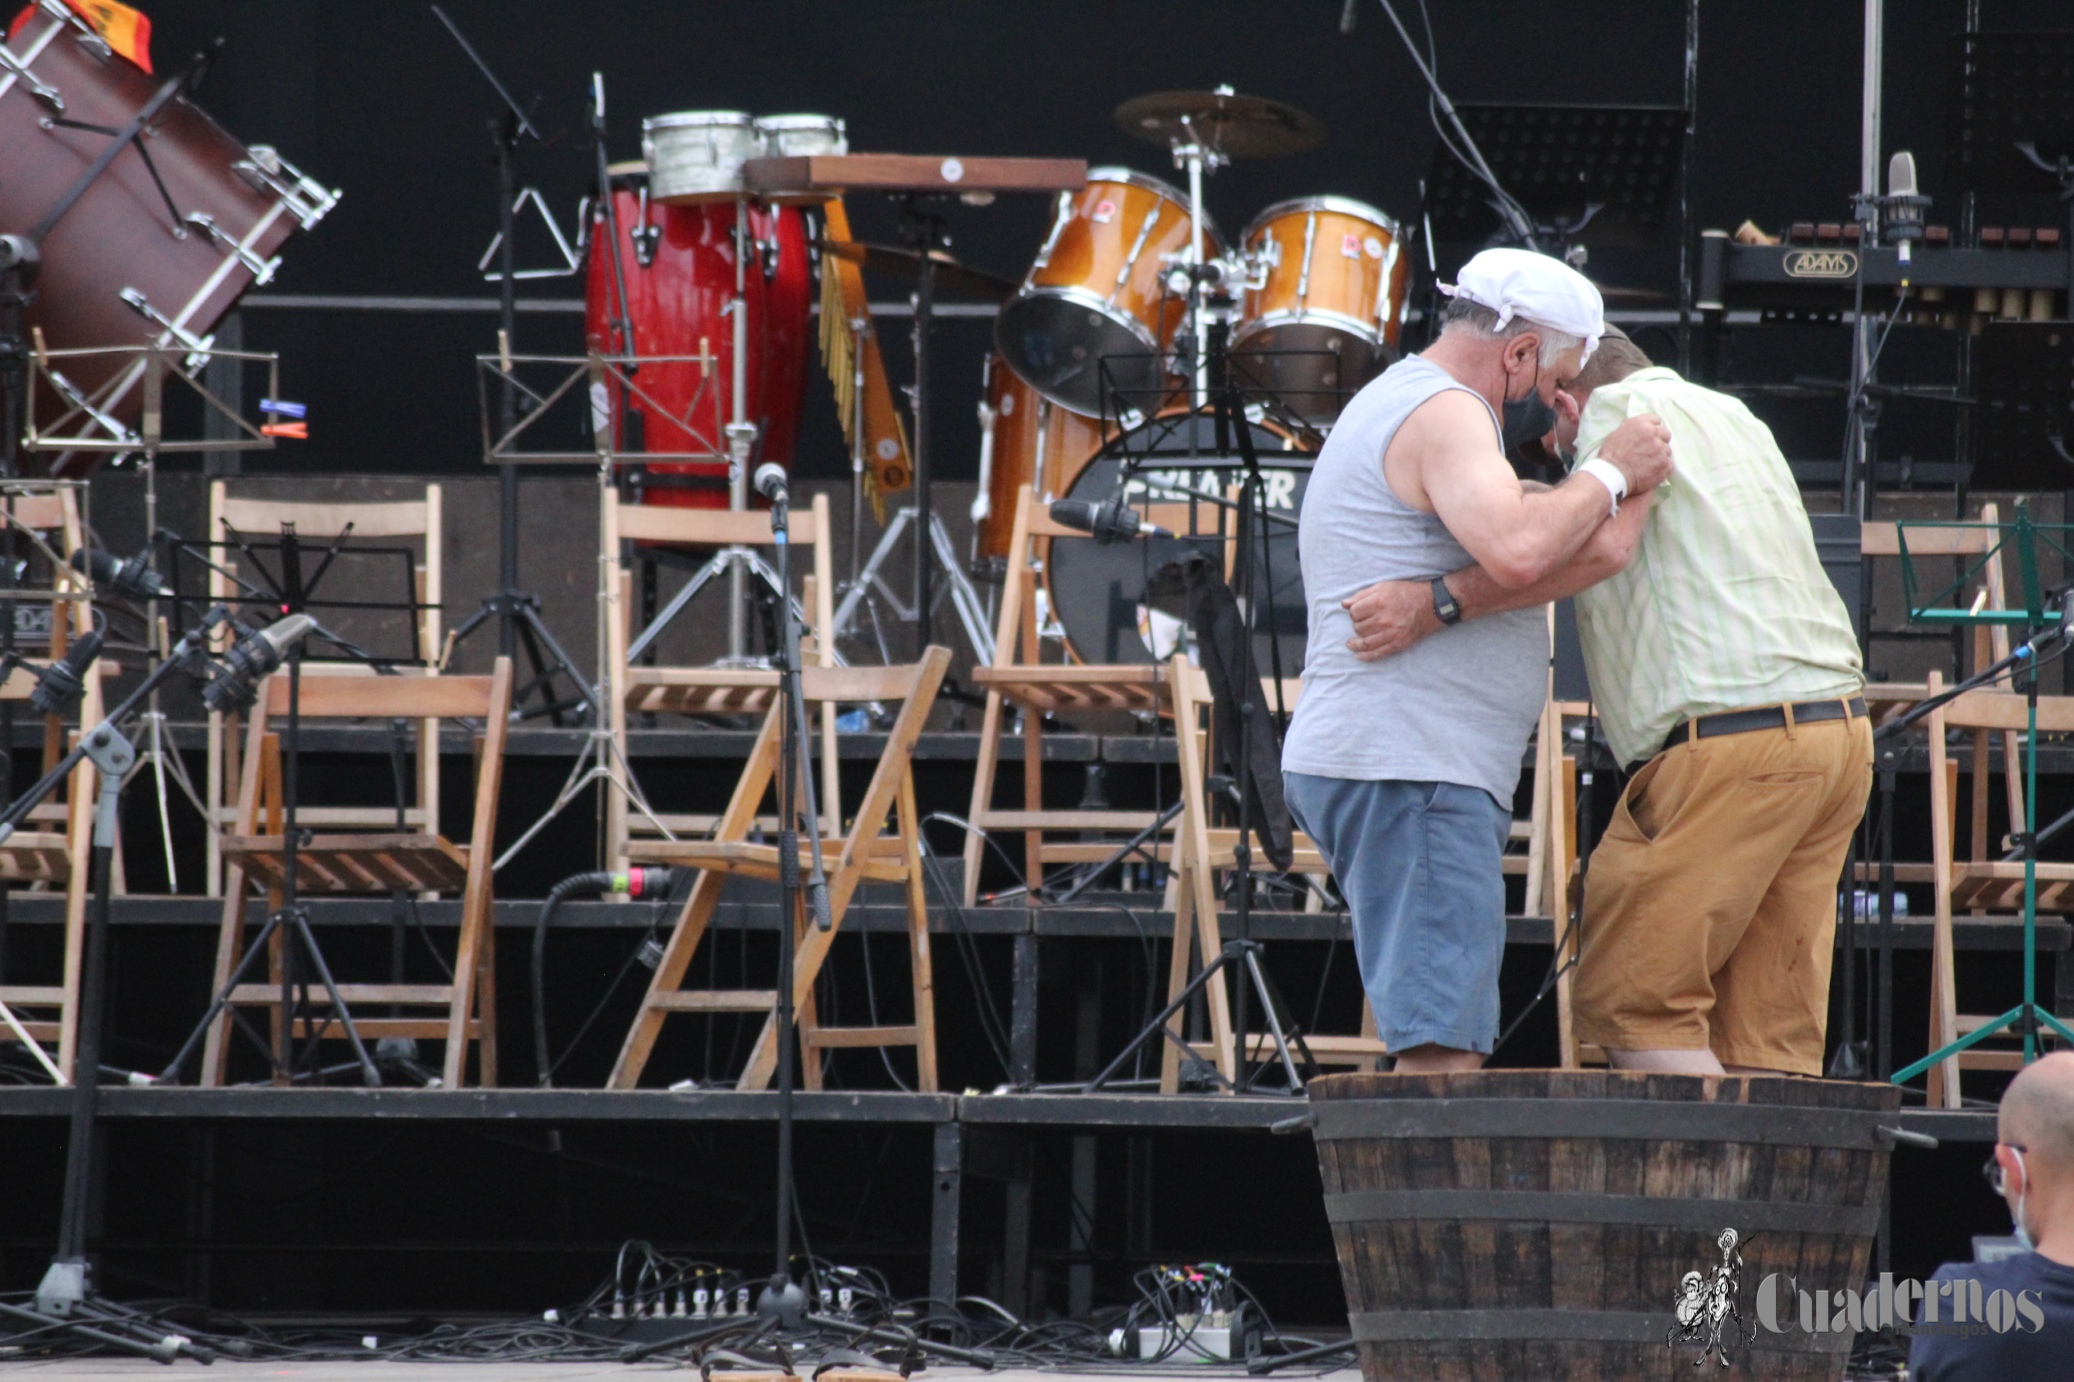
[971,353,1110,582]
[585,162,812,508]
[1044,411,1309,671]
[0,1,337,473]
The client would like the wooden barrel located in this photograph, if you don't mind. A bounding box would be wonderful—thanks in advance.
[1308,1070,1902,1382]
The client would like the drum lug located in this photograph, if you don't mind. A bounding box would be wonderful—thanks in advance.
[117,287,216,371]
[0,44,64,114]
[234,146,342,231]
[184,212,281,286]
[631,186,659,267]
[72,29,111,63]
[759,233,780,281]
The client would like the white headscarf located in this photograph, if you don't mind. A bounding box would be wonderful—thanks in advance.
[1438,248,1605,365]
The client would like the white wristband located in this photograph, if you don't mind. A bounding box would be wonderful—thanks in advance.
[1576,457,1627,516]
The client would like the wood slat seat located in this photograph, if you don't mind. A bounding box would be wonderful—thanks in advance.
[221,834,471,894]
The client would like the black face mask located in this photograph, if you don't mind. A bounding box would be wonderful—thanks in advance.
[1500,360,1557,452]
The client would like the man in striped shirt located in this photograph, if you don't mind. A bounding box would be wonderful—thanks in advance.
[1340,328,1868,1076]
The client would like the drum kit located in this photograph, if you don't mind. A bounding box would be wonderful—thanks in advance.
[973,86,1409,666]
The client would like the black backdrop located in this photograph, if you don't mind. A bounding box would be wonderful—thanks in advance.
[134,0,2070,483]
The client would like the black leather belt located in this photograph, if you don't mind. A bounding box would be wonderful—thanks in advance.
[1625,697,1867,776]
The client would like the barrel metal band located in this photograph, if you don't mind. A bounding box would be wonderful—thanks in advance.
[1348,1309,1852,1353]
[1324,1189,1879,1237]
[1310,1098,1891,1151]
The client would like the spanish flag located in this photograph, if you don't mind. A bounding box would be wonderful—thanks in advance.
[7,0,152,73]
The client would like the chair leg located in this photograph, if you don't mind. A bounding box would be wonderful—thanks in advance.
[474,904,499,1087]
[963,691,1004,906]
[796,898,825,1093]
[1158,866,1197,1096]
[901,776,939,1092]
[443,884,491,1089]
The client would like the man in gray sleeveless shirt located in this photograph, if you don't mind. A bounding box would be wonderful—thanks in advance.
[1282,249,1672,1072]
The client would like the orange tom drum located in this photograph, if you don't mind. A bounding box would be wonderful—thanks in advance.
[970,353,1108,583]
[1232,196,1410,423]
[995,168,1220,418]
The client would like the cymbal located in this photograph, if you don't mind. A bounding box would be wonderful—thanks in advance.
[1113,88,1326,159]
[817,239,1018,302]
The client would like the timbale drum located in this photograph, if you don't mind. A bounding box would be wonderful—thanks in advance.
[584,162,811,508]
[971,353,1110,582]
[641,111,762,204]
[0,0,337,471]
[1232,196,1409,424]
[995,167,1220,418]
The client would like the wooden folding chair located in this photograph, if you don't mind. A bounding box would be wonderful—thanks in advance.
[1154,656,1390,1091]
[602,490,839,869]
[199,659,513,1087]
[204,484,444,895]
[963,483,1213,904]
[609,649,951,1091]
[0,485,101,1081]
[1921,672,2074,1106]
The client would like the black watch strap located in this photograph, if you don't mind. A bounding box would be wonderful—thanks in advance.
[1431,576,1463,626]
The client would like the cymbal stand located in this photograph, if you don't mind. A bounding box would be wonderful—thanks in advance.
[1168,114,1229,408]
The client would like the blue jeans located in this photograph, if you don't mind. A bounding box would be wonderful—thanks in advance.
[1284,774,1509,1055]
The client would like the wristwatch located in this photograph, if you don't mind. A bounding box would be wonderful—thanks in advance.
[1431,576,1463,627]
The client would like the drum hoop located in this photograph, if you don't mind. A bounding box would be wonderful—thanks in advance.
[1083,166,1223,242]
[643,111,757,133]
[1231,306,1387,346]
[753,114,847,134]
[1003,283,1164,355]
[1245,195,1402,240]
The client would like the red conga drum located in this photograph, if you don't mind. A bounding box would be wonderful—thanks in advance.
[584,160,811,508]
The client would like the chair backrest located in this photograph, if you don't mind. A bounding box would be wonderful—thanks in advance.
[234,663,513,845]
[990,483,1237,672]
[209,483,444,664]
[603,490,836,668]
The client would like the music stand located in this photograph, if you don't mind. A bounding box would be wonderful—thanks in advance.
[1886,510,2074,1090]
[1422,104,1686,249]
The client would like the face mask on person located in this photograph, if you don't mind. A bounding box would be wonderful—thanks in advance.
[1500,355,1557,452]
[2009,1146,2038,1250]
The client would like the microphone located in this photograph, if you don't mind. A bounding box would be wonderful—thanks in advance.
[28,625,103,717]
[202,612,315,714]
[752,462,789,505]
[1881,150,1930,250]
[70,546,171,600]
[1049,498,1174,546]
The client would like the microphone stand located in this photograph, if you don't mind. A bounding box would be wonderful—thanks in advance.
[0,615,238,1359]
[757,476,832,1329]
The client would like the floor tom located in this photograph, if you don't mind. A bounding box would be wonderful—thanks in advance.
[972,353,1110,582]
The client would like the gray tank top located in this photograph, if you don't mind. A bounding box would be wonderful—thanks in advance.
[1281,356,1549,803]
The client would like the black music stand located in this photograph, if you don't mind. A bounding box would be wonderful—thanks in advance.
[430,5,590,724]
[1422,104,1686,249]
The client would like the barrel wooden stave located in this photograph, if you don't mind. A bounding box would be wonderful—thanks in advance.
[1312,1070,1897,1382]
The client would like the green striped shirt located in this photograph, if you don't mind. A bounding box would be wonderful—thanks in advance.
[1570,367,1862,767]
